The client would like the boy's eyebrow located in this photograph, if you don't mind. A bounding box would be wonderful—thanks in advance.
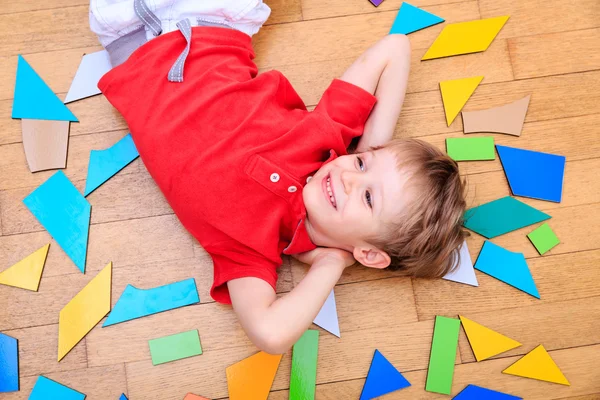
[367,151,384,216]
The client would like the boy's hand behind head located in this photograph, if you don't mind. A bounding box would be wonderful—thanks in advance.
[292,247,356,269]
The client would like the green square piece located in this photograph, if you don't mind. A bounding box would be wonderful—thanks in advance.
[446,137,495,161]
[148,329,202,365]
[528,223,560,255]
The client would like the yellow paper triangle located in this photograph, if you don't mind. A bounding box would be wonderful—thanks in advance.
[503,345,570,385]
[459,316,521,361]
[226,351,283,400]
[440,76,483,125]
[422,16,510,60]
[0,244,49,291]
[58,262,112,361]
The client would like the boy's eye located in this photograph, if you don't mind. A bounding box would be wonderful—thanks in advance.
[357,156,365,171]
[365,191,373,209]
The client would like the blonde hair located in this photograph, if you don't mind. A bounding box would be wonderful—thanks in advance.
[368,138,467,278]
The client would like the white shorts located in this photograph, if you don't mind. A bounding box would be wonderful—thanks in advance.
[89,0,271,47]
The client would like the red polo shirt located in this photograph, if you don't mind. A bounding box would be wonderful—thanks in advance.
[98,27,377,304]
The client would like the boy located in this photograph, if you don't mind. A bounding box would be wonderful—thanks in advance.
[92,0,466,354]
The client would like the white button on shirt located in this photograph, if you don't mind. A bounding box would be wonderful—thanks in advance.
[288,186,297,193]
[306,176,313,183]
[270,173,280,182]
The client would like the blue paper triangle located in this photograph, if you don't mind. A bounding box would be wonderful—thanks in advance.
[313,289,340,337]
[390,2,444,34]
[453,384,522,399]
[360,350,411,400]
[29,376,85,400]
[0,333,19,393]
[119,394,129,400]
[474,241,539,298]
[12,55,78,122]
[496,145,565,203]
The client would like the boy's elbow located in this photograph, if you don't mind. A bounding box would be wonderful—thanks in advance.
[249,324,292,355]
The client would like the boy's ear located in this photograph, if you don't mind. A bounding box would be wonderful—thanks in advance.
[353,246,391,269]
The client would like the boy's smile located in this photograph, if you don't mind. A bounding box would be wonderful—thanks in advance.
[323,173,337,210]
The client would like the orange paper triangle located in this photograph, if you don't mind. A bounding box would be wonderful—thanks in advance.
[503,345,570,385]
[226,351,283,400]
[459,316,521,361]
[0,244,49,291]
[440,76,483,126]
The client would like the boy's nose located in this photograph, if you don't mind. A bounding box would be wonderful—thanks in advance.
[341,170,360,195]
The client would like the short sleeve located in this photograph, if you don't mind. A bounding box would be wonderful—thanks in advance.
[314,79,377,148]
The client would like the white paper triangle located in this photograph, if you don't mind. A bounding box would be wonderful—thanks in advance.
[64,50,112,103]
[442,241,479,286]
[313,289,340,337]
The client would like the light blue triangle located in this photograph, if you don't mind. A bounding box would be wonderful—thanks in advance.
[312,289,340,337]
[453,384,522,399]
[474,241,540,299]
[12,55,78,122]
[360,350,411,400]
[390,2,444,34]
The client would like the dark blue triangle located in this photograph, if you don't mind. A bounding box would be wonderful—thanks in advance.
[360,350,411,400]
[453,384,522,399]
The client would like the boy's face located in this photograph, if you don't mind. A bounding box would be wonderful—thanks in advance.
[303,149,413,255]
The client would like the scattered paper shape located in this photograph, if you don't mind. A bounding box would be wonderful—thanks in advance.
[422,16,509,60]
[21,119,70,172]
[149,329,202,366]
[64,50,112,104]
[360,349,411,400]
[0,243,49,291]
[459,315,521,361]
[226,351,283,400]
[446,137,495,161]
[496,145,566,203]
[119,395,128,400]
[184,394,210,400]
[425,316,460,395]
[390,3,444,35]
[440,76,483,126]
[462,96,530,136]
[453,384,522,399]
[84,133,139,196]
[29,376,86,400]
[312,289,340,337]
[0,333,19,393]
[58,262,112,361]
[527,223,560,255]
[369,0,384,6]
[463,196,551,238]
[502,345,570,386]
[12,55,78,122]
[290,330,319,400]
[103,278,199,327]
[474,241,539,298]
[23,171,91,273]
[442,240,479,286]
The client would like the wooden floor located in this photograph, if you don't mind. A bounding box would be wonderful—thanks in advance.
[1,0,600,398]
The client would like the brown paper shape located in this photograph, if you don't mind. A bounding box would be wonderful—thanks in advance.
[22,119,70,172]
[462,95,531,136]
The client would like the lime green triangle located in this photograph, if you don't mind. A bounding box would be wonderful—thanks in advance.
[459,316,521,361]
[0,244,49,291]
[440,76,483,126]
[503,345,570,386]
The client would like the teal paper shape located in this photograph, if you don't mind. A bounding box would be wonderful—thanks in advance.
[23,171,90,273]
[103,278,200,327]
[463,196,550,238]
[29,376,86,400]
[474,241,540,298]
[390,2,444,35]
[12,55,78,122]
[84,134,139,196]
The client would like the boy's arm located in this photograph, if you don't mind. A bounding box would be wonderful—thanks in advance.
[340,34,411,153]
[228,248,354,354]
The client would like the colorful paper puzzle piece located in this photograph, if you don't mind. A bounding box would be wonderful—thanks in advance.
[22,119,70,172]
[313,289,340,337]
[29,376,86,400]
[103,278,199,327]
[474,241,539,298]
[360,349,410,400]
[459,316,521,361]
[453,384,522,399]
[462,96,530,136]
[0,243,49,291]
[12,55,78,122]
[422,16,509,60]
[226,351,282,400]
[149,329,202,366]
[440,76,483,126]
[369,0,384,6]
[23,171,91,273]
[446,137,495,161]
[390,3,444,35]
[290,330,319,400]
[84,134,139,196]
[503,345,570,385]
[65,50,112,104]
[528,223,560,255]
[119,395,128,400]
[0,333,19,393]
[496,145,566,203]
[184,394,210,400]
[442,241,478,286]
[425,316,461,395]
[58,262,112,361]
[463,196,551,238]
